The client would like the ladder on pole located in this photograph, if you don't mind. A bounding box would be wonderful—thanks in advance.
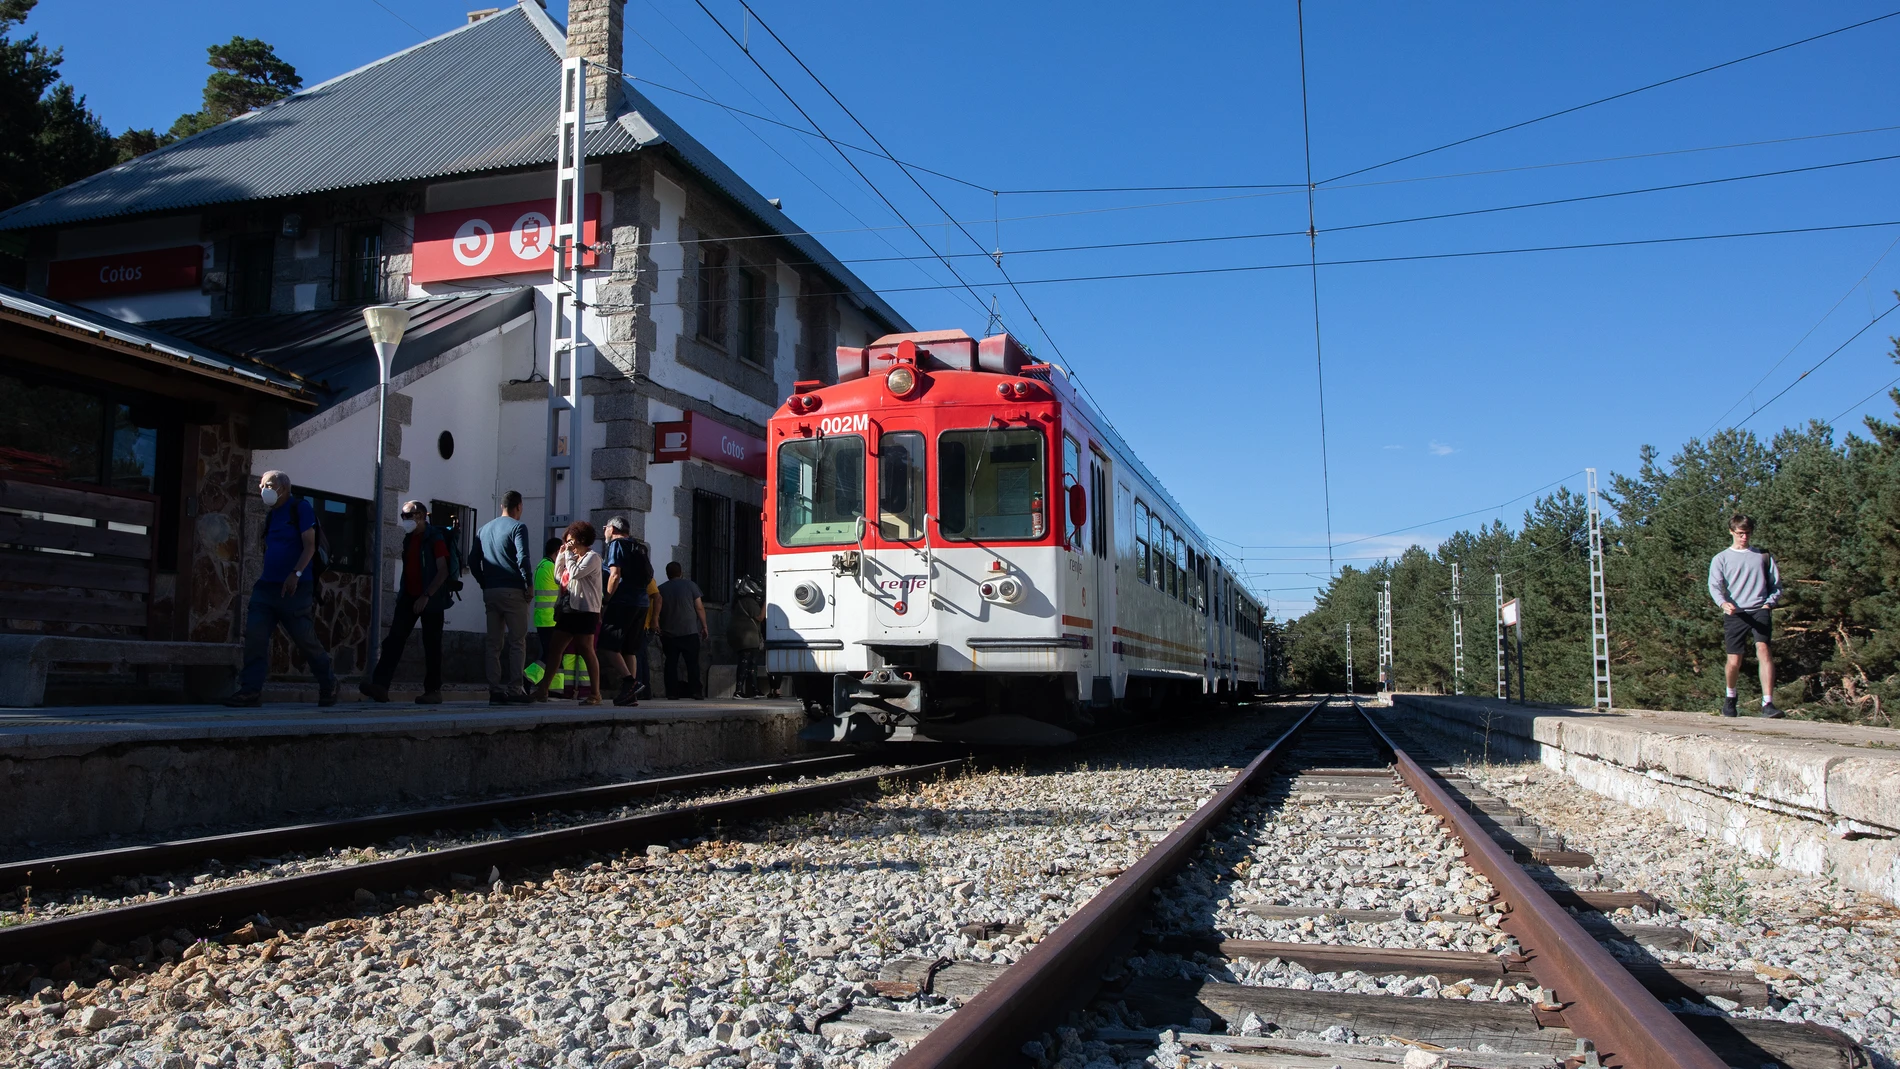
[1587,467,1613,710]
[1451,563,1464,695]
[1495,572,1507,699]
[546,57,589,534]
[1378,579,1393,694]
[1344,622,1353,695]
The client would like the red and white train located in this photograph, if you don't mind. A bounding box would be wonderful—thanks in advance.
[764,329,1269,743]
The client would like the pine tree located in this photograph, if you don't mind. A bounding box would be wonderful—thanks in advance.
[0,0,116,212]
[163,37,302,143]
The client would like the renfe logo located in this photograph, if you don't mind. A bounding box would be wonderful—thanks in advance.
[819,414,870,436]
[412,195,600,283]
[879,577,928,592]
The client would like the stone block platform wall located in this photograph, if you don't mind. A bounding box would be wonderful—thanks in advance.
[1391,694,1900,906]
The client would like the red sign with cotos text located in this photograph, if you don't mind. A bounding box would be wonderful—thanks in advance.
[46,245,203,301]
[411,195,600,283]
[653,411,767,480]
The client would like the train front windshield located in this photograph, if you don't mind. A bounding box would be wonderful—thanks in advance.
[777,435,864,546]
[938,428,1044,540]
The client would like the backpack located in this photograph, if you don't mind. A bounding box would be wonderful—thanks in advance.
[434,524,465,599]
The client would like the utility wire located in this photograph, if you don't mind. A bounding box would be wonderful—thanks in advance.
[724,0,1076,372]
[1731,301,1900,429]
[1296,0,1336,579]
[1322,8,1900,185]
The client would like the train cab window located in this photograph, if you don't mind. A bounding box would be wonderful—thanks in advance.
[877,431,926,541]
[775,435,864,546]
[1134,500,1151,584]
[937,428,1045,540]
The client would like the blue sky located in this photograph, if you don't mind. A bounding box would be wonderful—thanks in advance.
[32,1,1900,617]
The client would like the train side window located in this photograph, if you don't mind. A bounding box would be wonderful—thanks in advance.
[1062,434,1082,549]
[1090,451,1109,559]
[775,434,864,547]
[1172,531,1185,601]
[936,427,1046,540]
[877,431,926,541]
[1134,500,1150,584]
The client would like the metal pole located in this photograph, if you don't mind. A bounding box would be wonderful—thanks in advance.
[1587,467,1613,711]
[1378,579,1393,695]
[364,377,389,680]
[1515,619,1526,704]
[547,56,589,536]
[1495,573,1507,700]
[1451,563,1463,695]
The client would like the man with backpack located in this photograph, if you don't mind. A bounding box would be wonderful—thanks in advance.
[360,500,454,704]
[225,470,339,707]
[472,490,534,704]
[598,517,651,707]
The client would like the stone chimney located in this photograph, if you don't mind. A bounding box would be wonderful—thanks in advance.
[565,0,625,118]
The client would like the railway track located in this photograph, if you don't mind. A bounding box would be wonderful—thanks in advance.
[870,698,1868,1069]
[0,752,955,973]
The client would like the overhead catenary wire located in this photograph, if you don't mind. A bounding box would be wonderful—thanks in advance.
[1296,0,1337,580]
[1320,8,1900,185]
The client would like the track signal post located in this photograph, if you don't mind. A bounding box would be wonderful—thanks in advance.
[1587,467,1613,711]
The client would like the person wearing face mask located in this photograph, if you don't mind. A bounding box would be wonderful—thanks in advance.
[226,471,338,707]
[360,500,451,704]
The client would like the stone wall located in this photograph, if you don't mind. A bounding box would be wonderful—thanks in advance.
[186,416,252,644]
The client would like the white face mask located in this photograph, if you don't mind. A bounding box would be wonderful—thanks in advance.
[400,518,418,534]
[260,487,280,507]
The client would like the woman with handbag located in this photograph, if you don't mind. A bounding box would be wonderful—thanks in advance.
[531,521,605,705]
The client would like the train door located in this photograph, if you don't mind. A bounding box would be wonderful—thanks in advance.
[1088,447,1113,706]
[1060,434,1093,687]
[870,424,930,629]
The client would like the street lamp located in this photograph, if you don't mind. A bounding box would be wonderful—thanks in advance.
[361,304,410,681]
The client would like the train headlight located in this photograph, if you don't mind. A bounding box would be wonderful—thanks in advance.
[981,576,1025,605]
[886,366,917,397]
[793,581,822,610]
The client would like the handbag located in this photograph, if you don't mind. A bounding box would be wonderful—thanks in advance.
[553,552,575,617]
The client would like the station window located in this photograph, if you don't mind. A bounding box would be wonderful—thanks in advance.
[937,428,1045,541]
[230,234,275,315]
[697,244,729,347]
[733,267,766,366]
[775,434,863,547]
[297,488,372,574]
[877,431,926,541]
[335,224,384,304]
[1133,499,1150,584]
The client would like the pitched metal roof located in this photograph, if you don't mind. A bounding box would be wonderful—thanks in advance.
[151,288,534,420]
[0,284,315,402]
[0,2,909,332]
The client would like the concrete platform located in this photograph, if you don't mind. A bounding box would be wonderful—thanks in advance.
[1389,694,1900,905]
[0,697,811,853]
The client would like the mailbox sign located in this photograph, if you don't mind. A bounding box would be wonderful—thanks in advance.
[47,245,203,300]
[411,195,600,283]
[653,411,766,479]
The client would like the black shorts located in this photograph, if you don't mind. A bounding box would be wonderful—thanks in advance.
[555,610,599,637]
[1724,608,1772,654]
[600,602,646,655]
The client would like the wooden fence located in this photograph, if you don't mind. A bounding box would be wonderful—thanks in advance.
[0,476,157,634]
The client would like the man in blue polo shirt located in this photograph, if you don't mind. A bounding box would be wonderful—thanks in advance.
[226,470,339,707]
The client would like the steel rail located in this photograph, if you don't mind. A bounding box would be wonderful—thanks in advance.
[0,753,868,893]
[1352,701,1728,1069]
[0,758,963,968]
[890,698,1327,1069]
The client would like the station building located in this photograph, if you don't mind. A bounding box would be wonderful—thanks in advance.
[0,0,907,687]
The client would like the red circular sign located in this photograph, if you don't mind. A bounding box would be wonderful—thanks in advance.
[893,601,907,615]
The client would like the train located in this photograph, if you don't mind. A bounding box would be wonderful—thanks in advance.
[764,329,1270,744]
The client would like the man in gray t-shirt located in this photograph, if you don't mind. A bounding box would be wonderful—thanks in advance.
[1707,513,1783,719]
[656,562,708,699]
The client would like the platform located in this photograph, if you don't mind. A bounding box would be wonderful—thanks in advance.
[0,697,811,854]
[1389,694,1900,905]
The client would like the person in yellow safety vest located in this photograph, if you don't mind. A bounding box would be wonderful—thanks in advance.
[522,537,563,697]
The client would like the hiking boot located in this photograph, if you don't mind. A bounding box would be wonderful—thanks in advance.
[359,681,391,703]
[223,691,263,708]
[415,691,444,705]
[489,689,515,706]
[507,689,536,704]
[317,682,339,708]
[614,689,639,707]
[613,680,637,706]
[1760,702,1785,719]
[1721,695,1739,718]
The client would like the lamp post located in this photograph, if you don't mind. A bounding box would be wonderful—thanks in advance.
[361,304,410,681]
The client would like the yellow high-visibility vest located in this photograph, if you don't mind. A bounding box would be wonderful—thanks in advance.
[532,558,559,628]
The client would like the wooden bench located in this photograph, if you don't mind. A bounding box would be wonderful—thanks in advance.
[0,476,158,632]
[0,634,241,707]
